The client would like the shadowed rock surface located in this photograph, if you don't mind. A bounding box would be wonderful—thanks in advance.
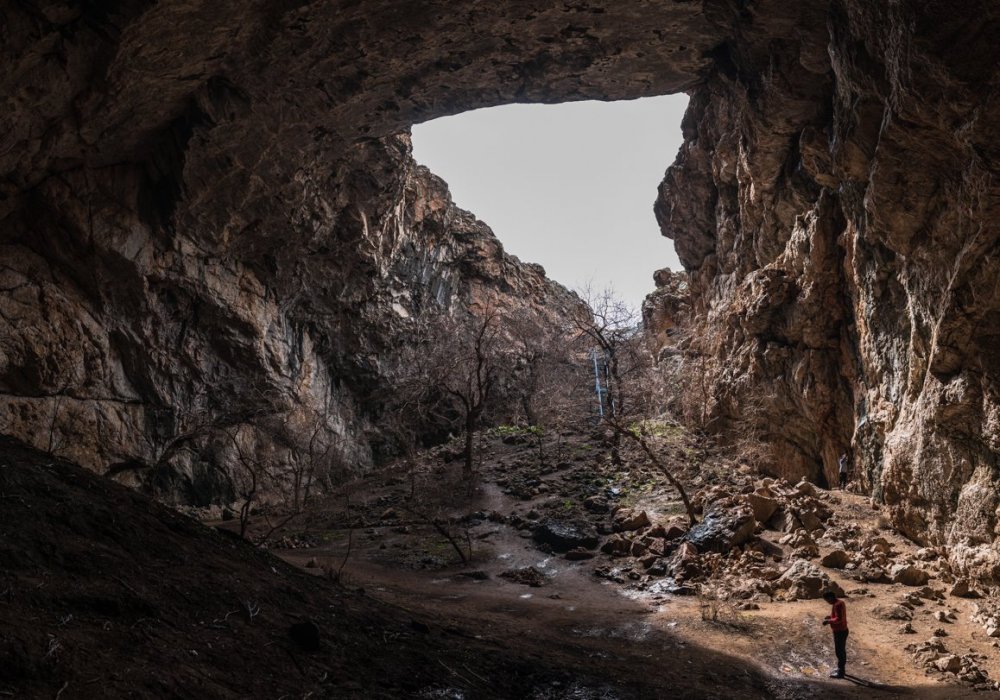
[2,1,999,584]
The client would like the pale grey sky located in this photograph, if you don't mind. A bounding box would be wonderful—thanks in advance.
[411,94,689,311]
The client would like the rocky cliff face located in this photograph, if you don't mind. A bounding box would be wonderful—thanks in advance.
[2,1,998,578]
[655,1,1000,581]
[0,125,578,503]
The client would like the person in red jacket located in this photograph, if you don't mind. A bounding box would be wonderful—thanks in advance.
[821,590,849,678]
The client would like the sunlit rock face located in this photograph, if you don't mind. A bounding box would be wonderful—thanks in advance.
[655,0,1000,580]
[2,1,999,577]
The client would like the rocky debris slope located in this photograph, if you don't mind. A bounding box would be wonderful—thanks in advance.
[264,423,1000,693]
[906,638,997,692]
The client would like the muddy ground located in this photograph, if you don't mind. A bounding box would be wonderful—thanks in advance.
[2,427,999,698]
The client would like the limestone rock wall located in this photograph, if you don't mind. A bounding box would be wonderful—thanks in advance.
[0,127,576,503]
[656,0,1000,579]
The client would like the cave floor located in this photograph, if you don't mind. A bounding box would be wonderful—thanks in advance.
[257,428,1000,699]
[4,429,998,699]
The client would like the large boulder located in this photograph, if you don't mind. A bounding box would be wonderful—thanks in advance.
[873,604,914,621]
[533,520,598,552]
[821,550,851,569]
[799,510,824,533]
[600,534,633,557]
[933,655,962,674]
[891,563,931,587]
[747,493,779,524]
[684,507,756,554]
[613,509,651,532]
[668,542,701,580]
[776,560,842,600]
[795,480,818,497]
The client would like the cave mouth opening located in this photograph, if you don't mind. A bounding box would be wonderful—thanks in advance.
[411,95,689,311]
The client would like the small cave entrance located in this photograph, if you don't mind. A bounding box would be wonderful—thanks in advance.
[411,95,689,309]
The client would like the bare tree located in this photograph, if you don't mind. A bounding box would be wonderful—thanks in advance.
[571,286,645,454]
[507,313,591,463]
[284,406,342,511]
[394,305,512,477]
[223,424,268,539]
[574,286,699,525]
[573,287,642,416]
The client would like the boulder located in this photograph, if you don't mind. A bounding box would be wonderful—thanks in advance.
[613,509,651,532]
[778,511,803,534]
[865,536,893,554]
[821,549,851,569]
[795,479,817,497]
[583,496,610,514]
[638,554,660,569]
[873,604,913,621]
[934,655,962,674]
[776,560,841,600]
[684,507,756,554]
[629,540,649,557]
[664,523,688,540]
[564,548,595,561]
[916,586,943,600]
[852,563,891,584]
[533,520,598,552]
[747,493,779,524]
[949,579,979,598]
[891,563,931,587]
[600,535,633,557]
[799,510,823,532]
[668,542,701,580]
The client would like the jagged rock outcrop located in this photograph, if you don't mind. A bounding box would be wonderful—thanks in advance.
[2,1,999,581]
[641,267,689,354]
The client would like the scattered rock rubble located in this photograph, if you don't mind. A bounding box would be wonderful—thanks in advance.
[579,477,855,600]
[972,601,1000,638]
[906,638,999,691]
[512,468,1000,690]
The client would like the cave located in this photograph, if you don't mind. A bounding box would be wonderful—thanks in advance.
[2,1,999,697]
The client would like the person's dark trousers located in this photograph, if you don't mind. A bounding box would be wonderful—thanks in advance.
[833,629,849,673]
[839,473,848,490]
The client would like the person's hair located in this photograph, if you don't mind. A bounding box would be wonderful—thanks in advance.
[822,590,838,601]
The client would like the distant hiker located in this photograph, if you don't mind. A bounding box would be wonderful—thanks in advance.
[838,453,849,490]
[821,590,848,678]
